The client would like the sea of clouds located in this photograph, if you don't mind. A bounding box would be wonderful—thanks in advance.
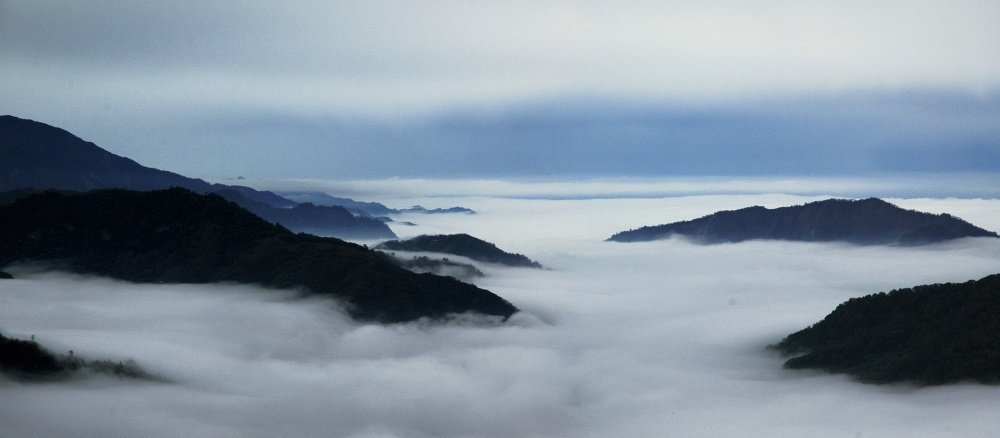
[3,189,1000,437]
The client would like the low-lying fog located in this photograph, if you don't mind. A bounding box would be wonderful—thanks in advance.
[3,193,1000,437]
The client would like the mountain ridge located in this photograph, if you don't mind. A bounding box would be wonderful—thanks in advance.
[279,191,475,217]
[377,234,543,269]
[608,198,998,245]
[0,188,517,323]
[0,115,393,239]
[772,273,1000,385]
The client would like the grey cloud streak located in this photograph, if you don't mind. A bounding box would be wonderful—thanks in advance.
[161,91,1000,180]
[5,1,999,101]
[3,1,999,181]
[2,194,1000,437]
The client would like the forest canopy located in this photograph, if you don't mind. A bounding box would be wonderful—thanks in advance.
[772,273,1000,385]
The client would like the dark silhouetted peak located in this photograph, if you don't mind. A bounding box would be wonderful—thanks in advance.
[377,233,543,268]
[213,189,395,239]
[0,115,394,238]
[772,273,1000,385]
[0,330,64,378]
[0,188,517,323]
[391,255,486,282]
[278,191,396,216]
[608,197,998,245]
[0,115,211,192]
[277,192,476,217]
[402,205,476,214]
[0,330,159,381]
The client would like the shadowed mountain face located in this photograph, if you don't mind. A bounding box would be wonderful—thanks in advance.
[0,115,210,193]
[0,115,394,239]
[377,234,543,268]
[278,192,476,218]
[0,331,63,377]
[212,189,393,240]
[772,273,1000,385]
[0,331,157,381]
[608,198,999,245]
[0,188,517,323]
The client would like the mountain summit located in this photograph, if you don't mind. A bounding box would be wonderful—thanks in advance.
[377,234,543,268]
[0,115,393,239]
[0,188,517,323]
[0,115,210,192]
[608,198,998,245]
[772,273,1000,385]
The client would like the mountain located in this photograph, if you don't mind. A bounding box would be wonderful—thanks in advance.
[278,192,397,216]
[392,255,485,281]
[771,273,1000,385]
[402,205,476,215]
[1,331,70,379]
[0,188,518,323]
[0,115,210,192]
[0,115,394,239]
[376,234,543,268]
[608,198,999,245]
[0,330,156,381]
[213,189,393,240]
[279,191,475,217]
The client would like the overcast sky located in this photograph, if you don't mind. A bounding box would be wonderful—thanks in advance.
[3,1,999,180]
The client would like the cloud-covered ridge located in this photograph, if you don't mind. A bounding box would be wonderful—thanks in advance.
[3,194,1000,437]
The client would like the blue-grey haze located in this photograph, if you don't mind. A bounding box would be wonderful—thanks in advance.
[22,90,991,182]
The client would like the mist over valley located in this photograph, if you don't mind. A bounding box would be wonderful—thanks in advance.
[4,1,1000,434]
[4,190,1000,437]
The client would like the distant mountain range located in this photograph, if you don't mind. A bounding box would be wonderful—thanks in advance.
[279,191,475,217]
[212,188,393,239]
[0,188,518,323]
[772,273,1000,385]
[0,115,392,239]
[377,234,543,269]
[608,198,999,245]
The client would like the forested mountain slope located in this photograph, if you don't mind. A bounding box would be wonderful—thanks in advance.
[609,198,998,245]
[0,115,394,239]
[377,234,543,268]
[773,273,1000,385]
[0,188,517,323]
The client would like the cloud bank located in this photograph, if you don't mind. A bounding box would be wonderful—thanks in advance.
[3,194,1000,437]
[247,172,1000,205]
[5,1,999,114]
[2,2,999,180]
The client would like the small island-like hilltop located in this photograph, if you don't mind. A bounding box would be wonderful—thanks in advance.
[772,273,1000,385]
[377,234,543,269]
[608,198,998,245]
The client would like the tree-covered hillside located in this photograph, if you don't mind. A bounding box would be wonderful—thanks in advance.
[0,330,156,381]
[608,198,998,245]
[377,234,543,268]
[0,115,395,239]
[772,273,1000,385]
[0,188,517,323]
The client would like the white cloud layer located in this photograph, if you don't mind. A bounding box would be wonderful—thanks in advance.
[3,193,1000,437]
[245,174,1000,205]
[4,1,999,116]
[4,2,999,180]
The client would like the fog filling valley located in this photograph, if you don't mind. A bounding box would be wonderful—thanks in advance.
[4,192,1000,437]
